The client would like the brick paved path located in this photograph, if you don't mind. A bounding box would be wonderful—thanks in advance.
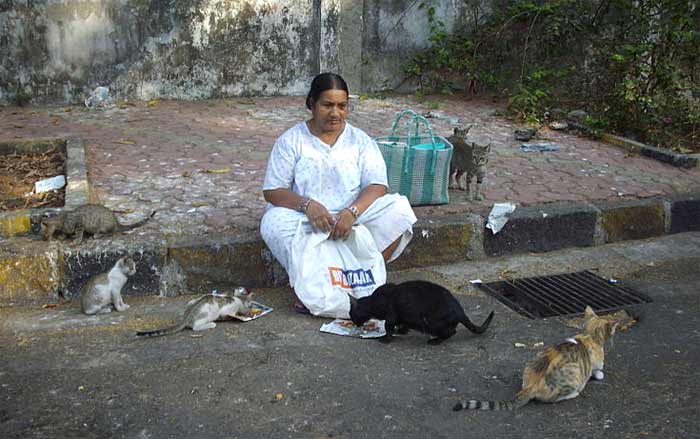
[1,95,698,237]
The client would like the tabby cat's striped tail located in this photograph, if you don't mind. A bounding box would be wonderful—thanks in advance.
[118,210,156,232]
[452,390,531,411]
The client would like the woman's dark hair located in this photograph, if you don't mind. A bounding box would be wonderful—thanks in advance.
[306,72,349,110]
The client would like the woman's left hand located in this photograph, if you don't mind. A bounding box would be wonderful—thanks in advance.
[330,209,354,240]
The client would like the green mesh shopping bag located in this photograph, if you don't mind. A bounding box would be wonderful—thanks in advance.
[375,109,453,205]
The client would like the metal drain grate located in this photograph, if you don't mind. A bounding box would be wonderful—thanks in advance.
[478,270,652,319]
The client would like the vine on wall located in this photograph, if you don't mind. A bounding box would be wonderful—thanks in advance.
[407,0,700,152]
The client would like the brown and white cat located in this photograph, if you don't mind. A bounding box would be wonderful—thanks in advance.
[447,126,491,201]
[80,256,136,315]
[453,306,618,411]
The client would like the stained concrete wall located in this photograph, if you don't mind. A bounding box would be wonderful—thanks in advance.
[0,0,471,104]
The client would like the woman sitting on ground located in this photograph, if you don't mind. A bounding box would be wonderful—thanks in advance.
[260,72,417,314]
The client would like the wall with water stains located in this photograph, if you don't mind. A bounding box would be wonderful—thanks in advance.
[0,0,470,104]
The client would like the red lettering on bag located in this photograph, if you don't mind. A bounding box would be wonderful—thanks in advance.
[328,267,351,288]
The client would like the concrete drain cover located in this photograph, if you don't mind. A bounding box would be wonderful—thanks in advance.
[478,270,652,319]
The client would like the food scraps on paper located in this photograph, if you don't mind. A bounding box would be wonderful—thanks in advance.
[320,318,386,339]
[229,301,273,322]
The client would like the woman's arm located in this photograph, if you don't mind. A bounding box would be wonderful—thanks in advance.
[330,184,387,240]
[263,188,306,211]
[264,188,336,233]
[349,184,386,215]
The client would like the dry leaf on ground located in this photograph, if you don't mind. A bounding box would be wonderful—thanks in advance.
[201,168,231,174]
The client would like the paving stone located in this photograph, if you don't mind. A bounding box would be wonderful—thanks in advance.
[0,239,63,304]
[669,192,700,234]
[59,234,167,299]
[484,202,599,257]
[594,199,666,243]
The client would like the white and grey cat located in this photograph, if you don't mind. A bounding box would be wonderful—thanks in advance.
[80,256,136,315]
[447,126,491,201]
[136,287,254,337]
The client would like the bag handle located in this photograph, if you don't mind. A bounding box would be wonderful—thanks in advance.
[390,110,437,147]
[389,110,443,175]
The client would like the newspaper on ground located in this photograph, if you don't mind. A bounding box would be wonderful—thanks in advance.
[35,175,66,193]
[520,142,561,152]
[230,301,273,322]
[320,318,386,339]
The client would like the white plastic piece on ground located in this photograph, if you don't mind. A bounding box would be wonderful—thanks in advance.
[486,202,516,234]
[85,86,113,109]
[35,175,66,193]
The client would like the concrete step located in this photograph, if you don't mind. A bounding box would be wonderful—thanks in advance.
[1,193,698,307]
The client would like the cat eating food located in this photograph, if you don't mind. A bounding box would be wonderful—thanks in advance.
[348,280,494,345]
[447,126,491,201]
[453,306,618,411]
[41,204,156,243]
[136,288,253,337]
[80,256,136,315]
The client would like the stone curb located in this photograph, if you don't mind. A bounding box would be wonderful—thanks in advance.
[1,192,699,306]
[0,138,90,238]
[599,132,699,169]
[564,123,699,169]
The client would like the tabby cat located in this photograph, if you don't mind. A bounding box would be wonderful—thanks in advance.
[447,126,491,201]
[453,306,618,411]
[41,204,155,243]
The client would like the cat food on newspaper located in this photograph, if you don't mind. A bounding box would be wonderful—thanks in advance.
[320,318,386,339]
[232,301,273,322]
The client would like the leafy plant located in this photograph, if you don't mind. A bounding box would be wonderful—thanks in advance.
[407,0,700,151]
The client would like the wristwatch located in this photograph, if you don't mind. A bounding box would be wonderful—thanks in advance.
[344,205,360,219]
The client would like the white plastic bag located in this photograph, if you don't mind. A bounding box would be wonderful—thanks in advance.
[290,222,386,318]
[85,86,113,109]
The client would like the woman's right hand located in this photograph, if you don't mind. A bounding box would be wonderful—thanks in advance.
[306,200,336,233]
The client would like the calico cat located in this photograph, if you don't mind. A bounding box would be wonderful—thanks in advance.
[349,280,494,345]
[447,126,491,201]
[453,306,618,411]
[136,288,253,337]
[41,204,156,243]
[80,256,136,315]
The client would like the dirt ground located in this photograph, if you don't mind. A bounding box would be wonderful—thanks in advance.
[0,148,65,211]
[2,233,700,439]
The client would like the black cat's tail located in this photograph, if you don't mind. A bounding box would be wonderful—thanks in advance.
[118,210,156,232]
[460,310,494,334]
[453,389,531,411]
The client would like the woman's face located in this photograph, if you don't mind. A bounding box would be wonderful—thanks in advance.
[310,89,348,132]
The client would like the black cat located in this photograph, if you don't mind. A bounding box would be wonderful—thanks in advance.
[349,280,495,345]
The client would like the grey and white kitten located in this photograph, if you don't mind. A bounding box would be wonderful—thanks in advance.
[80,256,136,315]
[448,126,491,201]
[136,288,254,337]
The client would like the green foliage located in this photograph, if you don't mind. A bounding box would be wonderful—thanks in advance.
[407,0,700,151]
